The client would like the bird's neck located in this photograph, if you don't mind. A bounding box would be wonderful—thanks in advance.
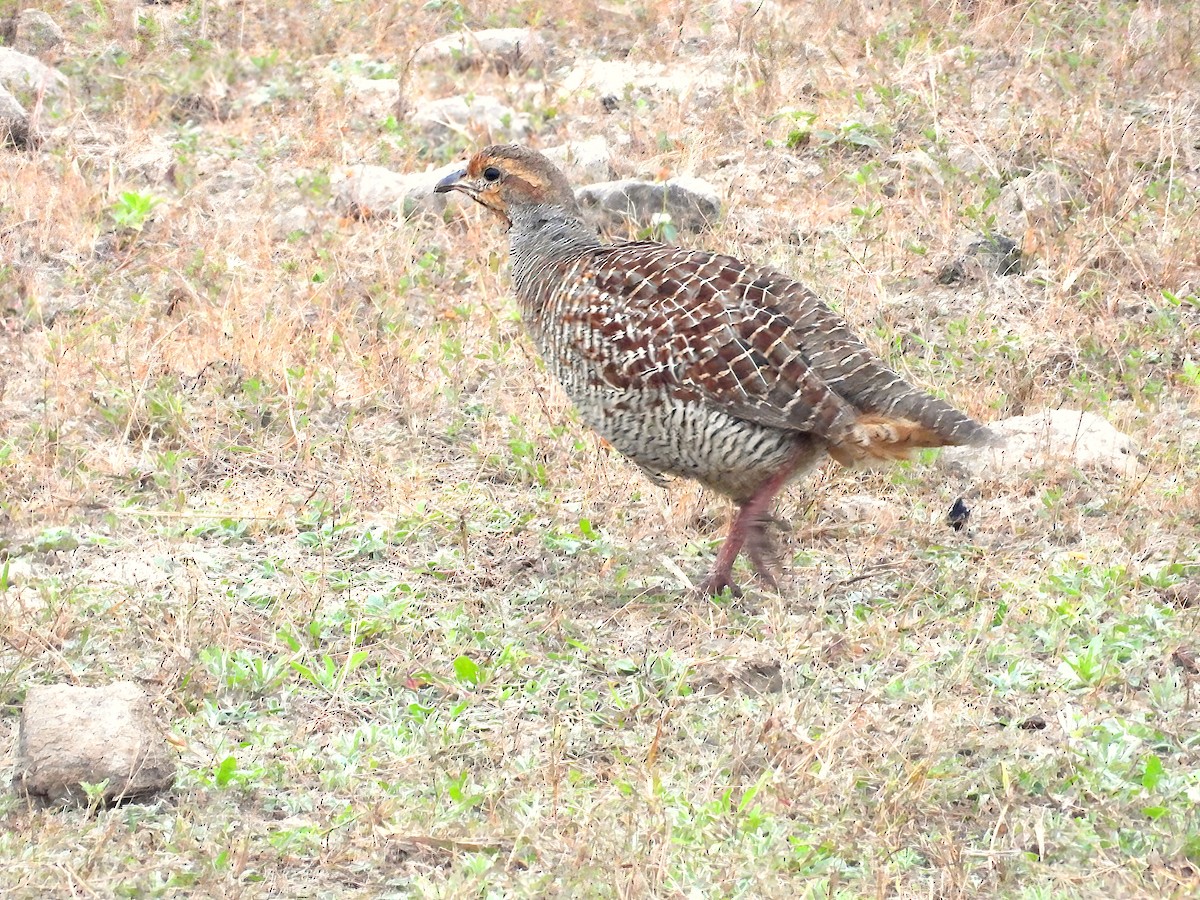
[507,203,601,299]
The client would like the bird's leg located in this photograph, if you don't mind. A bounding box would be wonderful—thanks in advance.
[744,522,780,589]
[696,506,754,598]
[697,444,813,598]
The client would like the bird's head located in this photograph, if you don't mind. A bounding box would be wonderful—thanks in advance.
[434,144,581,226]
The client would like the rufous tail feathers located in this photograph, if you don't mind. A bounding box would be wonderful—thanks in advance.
[827,414,961,466]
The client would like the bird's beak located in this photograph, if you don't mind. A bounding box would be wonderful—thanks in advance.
[434,167,470,195]
[434,164,509,227]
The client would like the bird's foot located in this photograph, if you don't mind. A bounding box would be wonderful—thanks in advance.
[695,567,743,600]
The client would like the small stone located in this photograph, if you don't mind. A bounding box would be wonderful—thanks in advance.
[944,142,992,176]
[936,232,1023,284]
[576,176,721,235]
[415,28,544,74]
[967,234,1023,275]
[14,9,66,58]
[994,168,1080,234]
[15,682,176,806]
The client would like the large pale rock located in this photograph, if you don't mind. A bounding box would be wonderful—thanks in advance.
[0,84,31,147]
[15,682,176,805]
[416,28,544,73]
[543,136,614,184]
[940,409,1138,479]
[274,204,320,237]
[14,9,66,57]
[577,176,721,234]
[343,75,400,121]
[412,94,531,145]
[333,161,462,219]
[0,47,68,99]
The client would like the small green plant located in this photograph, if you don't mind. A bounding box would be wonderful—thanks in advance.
[79,779,112,812]
[109,191,161,231]
[214,756,239,788]
[290,650,370,692]
[200,647,291,697]
[1060,635,1110,688]
[452,655,485,687]
[639,212,678,243]
[766,109,818,150]
[32,527,80,552]
[1180,358,1200,388]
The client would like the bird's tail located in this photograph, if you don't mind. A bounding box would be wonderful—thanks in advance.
[828,414,995,466]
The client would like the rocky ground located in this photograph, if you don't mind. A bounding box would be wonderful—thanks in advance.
[1,1,1199,897]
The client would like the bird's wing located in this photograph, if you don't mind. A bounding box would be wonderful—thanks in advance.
[554,242,990,446]
[553,243,861,441]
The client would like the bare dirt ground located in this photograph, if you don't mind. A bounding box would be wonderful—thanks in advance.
[1,0,1199,896]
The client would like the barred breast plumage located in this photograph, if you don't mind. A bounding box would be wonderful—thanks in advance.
[436,143,994,596]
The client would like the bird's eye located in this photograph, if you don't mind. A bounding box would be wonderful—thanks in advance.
[482,166,502,182]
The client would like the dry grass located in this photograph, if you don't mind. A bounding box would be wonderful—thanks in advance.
[2,0,1199,896]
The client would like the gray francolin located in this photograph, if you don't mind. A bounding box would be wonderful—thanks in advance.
[435,144,993,596]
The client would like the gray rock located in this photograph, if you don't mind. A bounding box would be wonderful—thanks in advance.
[936,232,1023,284]
[944,142,994,177]
[543,136,614,184]
[343,74,400,122]
[191,154,261,195]
[577,175,722,234]
[333,161,461,219]
[412,94,530,146]
[940,409,1138,479]
[14,682,176,805]
[416,28,544,74]
[275,205,320,237]
[15,9,66,58]
[123,137,176,183]
[0,47,68,100]
[995,168,1080,234]
[0,83,31,147]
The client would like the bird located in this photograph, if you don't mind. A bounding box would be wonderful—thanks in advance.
[435,144,994,596]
